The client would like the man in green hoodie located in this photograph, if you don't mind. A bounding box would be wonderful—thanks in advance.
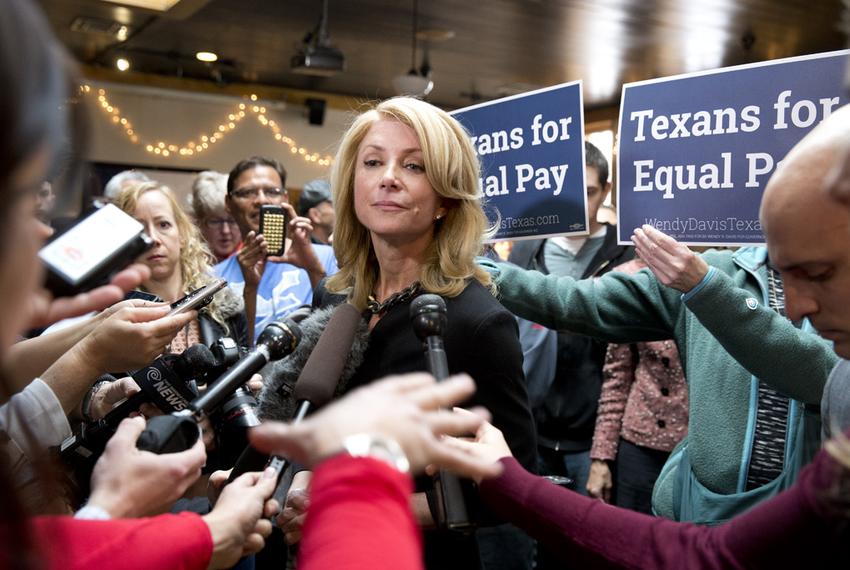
[483,172,837,525]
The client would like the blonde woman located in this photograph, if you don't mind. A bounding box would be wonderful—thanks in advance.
[283,97,537,569]
[116,181,247,350]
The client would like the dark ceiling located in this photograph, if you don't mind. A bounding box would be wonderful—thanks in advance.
[38,0,850,110]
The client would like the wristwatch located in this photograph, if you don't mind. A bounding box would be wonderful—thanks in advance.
[341,433,410,474]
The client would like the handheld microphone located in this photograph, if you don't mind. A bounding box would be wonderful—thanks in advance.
[227,303,363,498]
[410,293,475,533]
[135,320,301,454]
[61,345,213,458]
[60,344,217,504]
[269,303,363,503]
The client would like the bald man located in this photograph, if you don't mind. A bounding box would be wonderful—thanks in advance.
[762,103,850,439]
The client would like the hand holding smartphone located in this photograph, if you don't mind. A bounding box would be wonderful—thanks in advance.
[259,205,288,257]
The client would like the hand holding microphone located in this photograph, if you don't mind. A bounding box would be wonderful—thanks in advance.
[87,416,207,518]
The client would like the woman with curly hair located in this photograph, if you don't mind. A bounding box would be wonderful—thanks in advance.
[116,181,247,350]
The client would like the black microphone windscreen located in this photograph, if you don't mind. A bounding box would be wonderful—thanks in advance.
[292,303,362,405]
[174,344,217,377]
[410,293,447,339]
[257,304,369,422]
[410,293,446,316]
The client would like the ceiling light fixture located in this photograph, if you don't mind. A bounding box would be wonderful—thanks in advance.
[196,51,218,62]
[116,57,130,71]
[392,0,433,97]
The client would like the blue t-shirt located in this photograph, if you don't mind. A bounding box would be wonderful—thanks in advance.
[213,244,338,342]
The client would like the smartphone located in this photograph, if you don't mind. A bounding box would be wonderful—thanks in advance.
[259,205,288,257]
[39,202,154,297]
[169,279,227,316]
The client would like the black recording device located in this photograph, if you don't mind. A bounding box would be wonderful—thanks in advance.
[259,204,288,256]
[410,293,476,533]
[60,346,213,502]
[39,201,154,297]
[202,337,264,467]
[134,319,301,455]
[227,303,363,508]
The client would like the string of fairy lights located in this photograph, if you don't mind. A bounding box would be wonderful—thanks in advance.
[79,84,334,167]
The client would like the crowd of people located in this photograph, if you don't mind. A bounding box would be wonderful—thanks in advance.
[2,0,850,569]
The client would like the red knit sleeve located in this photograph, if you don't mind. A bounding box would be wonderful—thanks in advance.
[480,453,849,569]
[30,512,212,570]
[298,454,423,570]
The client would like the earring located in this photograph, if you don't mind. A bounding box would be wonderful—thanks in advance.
[434,214,443,221]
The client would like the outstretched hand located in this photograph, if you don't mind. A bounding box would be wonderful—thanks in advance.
[80,304,197,373]
[28,263,151,329]
[440,409,513,483]
[250,372,502,480]
[632,224,709,293]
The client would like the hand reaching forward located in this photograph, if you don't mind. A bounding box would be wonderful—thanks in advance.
[28,263,151,328]
[632,224,709,293]
[250,373,502,480]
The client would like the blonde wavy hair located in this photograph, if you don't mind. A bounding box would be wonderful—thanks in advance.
[326,97,494,309]
[116,181,231,333]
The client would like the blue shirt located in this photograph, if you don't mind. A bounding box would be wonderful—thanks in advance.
[214,244,338,342]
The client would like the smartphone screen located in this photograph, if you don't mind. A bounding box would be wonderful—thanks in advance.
[259,205,287,257]
[39,204,145,284]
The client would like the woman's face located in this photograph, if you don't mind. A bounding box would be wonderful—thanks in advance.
[353,119,446,246]
[133,190,182,283]
[200,207,240,261]
[0,148,53,353]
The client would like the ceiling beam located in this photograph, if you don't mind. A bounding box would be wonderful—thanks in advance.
[80,63,362,111]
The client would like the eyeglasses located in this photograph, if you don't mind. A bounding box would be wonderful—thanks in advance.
[231,186,285,200]
[204,217,239,229]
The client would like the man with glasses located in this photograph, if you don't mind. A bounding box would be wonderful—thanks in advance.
[215,156,337,342]
[190,170,241,262]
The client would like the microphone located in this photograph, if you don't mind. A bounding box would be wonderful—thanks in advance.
[135,320,301,454]
[410,294,449,380]
[61,346,213,458]
[60,345,218,504]
[228,303,364,493]
[410,293,475,533]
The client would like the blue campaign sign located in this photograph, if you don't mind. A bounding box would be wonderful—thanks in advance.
[451,81,587,241]
[617,50,850,246]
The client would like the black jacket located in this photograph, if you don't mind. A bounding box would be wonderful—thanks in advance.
[508,223,634,451]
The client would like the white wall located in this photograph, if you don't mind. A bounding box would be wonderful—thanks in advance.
[83,81,355,201]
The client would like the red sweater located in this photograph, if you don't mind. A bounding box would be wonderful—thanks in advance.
[14,512,212,570]
[479,450,849,569]
[298,454,423,570]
